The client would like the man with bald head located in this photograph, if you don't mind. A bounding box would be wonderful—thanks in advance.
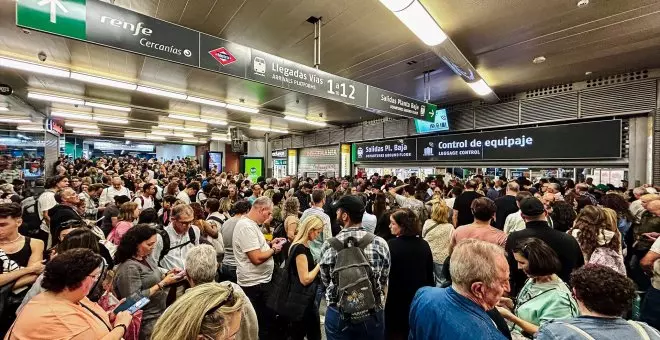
[494,182,519,230]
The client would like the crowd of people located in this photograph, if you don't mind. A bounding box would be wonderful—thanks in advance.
[0,154,659,339]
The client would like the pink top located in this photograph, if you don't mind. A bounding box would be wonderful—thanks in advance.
[108,221,133,245]
[451,224,507,249]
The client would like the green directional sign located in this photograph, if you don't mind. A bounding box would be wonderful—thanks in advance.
[16,0,86,40]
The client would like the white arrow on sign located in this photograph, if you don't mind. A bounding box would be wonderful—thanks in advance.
[37,0,69,24]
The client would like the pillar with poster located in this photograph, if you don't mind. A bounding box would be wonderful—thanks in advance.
[271,150,287,179]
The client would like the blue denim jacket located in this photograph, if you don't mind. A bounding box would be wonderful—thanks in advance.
[537,316,660,340]
[408,287,507,340]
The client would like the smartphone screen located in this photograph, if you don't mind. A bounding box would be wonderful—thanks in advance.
[126,297,150,314]
[113,297,137,314]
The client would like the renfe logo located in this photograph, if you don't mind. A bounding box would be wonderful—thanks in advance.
[100,16,152,36]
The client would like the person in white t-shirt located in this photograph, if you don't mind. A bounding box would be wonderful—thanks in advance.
[99,175,131,207]
[176,182,199,205]
[38,175,69,234]
[232,197,285,339]
[133,182,156,210]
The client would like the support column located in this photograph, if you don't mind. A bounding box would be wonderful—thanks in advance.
[265,133,272,178]
[43,131,60,176]
[628,116,649,188]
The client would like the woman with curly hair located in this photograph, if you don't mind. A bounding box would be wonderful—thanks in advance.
[113,225,181,340]
[568,206,625,275]
[549,200,577,233]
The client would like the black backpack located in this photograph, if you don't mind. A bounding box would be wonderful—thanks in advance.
[327,234,380,324]
[19,193,44,236]
[158,227,197,265]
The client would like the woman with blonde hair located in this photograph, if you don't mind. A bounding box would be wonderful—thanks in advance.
[283,196,301,241]
[151,282,244,340]
[285,215,323,340]
[422,199,455,286]
[568,205,625,274]
[107,201,138,245]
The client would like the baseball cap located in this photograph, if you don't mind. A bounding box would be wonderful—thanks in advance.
[519,197,545,216]
[332,195,365,220]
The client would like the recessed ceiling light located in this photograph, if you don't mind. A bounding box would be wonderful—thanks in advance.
[585,71,592,76]
[532,56,546,64]
[577,0,589,8]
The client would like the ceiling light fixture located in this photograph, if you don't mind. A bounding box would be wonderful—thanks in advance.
[28,92,85,105]
[168,113,202,122]
[466,79,493,96]
[577,0,589,8]
[226,104,259,114]
[51,111,94,120]
[66,122,97,129]
[157,123,185,130]
[0,118,32,123]
[93,116,129,124]
[186,96,227,108]
[148,135,167,141]
[17,125,43,132]
[183,138,207,144]
[73,128,100,136]
[284,115,327,127]
[85,101,131,112]
[379,0,447,46]
[211,133,231,141]
[200,118,228,125]
[182,126,207,133]
[0,104,8,112]
[150,130,172,136]
[532,56,546,64]
[585,71,592,76]
[70,72,137,90]
[250,126,289,134]
[0,57,70,78]
[173,132,195,138]
[136,86,187,100]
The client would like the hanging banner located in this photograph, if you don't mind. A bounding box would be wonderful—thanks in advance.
[16,0,434,121]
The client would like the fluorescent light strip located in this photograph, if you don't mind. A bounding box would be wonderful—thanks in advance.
[73,129,100,136]
[0,118,32,123]
[173,132,194,138]
[93,116,128,124]
[186,96,227,108]
[148,134,166,141]
[150,130,172,136]
[284,115,327,127]
[382,0,447,46]
[51,111,94,120]
[70,72,137,90]
[0,106,8,112]
[28,92,84,105]
[200,118,228,126]
[211,134,231,141]
[226,104,259,114]
[467,79,493,96]
[136,86,187,100]
[66,122,96,129]
[182,126,207,133]
[0,57,70,78]
[85,101,131,112]
[157,123,185,130]
[168,113,201,122]
[250,126,289,134]
[17,125,44,131]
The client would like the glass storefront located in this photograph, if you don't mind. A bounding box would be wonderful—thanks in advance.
[0,129,46,184]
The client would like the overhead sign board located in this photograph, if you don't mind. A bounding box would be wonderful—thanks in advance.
[353,139,417,162]
[353,120,622,162]
[16,0,434,121]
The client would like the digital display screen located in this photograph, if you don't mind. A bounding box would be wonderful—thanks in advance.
[414,109,449,134]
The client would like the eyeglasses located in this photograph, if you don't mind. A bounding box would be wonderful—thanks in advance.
[205,284,235,316]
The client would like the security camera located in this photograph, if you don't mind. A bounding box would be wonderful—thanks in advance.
[37,51,47,62]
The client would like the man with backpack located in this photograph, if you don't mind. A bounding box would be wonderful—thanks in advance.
[150,204,200,272]
[319,195,391,340]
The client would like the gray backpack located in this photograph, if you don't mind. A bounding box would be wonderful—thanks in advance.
[328,233,379,323]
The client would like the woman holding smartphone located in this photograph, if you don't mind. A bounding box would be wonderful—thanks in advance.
[113,225,181,340]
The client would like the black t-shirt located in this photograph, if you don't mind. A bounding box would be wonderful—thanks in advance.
[494,195,519,230]
[289,243,314,279]
[454,191,483,227]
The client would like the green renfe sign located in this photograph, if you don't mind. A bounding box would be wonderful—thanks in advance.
[17,0,86,40]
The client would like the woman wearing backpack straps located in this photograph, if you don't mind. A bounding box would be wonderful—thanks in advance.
[422,200,454,287]
[385,208,435,340]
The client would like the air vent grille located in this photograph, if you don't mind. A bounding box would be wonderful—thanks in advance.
[525,83,574,98]
[281,137,292,149]
[585,70,649,89]
[475,102,518,128]
[384,119,408,137]
[329,129,344,144]
[271,139,282,150]
[581,80,656,117]
[363,122,384,140]
[447,108,474,130]
[291,135,304,148]
[315,131,329,146]
[521,93,578,124]
[304,134,316,147]
[344,126,363,142]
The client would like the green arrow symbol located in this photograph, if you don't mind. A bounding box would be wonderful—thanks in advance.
[37,0,69,23]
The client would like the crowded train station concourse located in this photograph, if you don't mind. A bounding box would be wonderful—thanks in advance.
[1,0,660,339]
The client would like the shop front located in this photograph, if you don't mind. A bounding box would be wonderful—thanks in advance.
[297,145,341,179]
[353,120,628,183]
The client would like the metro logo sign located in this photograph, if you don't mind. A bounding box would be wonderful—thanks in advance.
[209,47,237,66]
[17,0,87,40]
